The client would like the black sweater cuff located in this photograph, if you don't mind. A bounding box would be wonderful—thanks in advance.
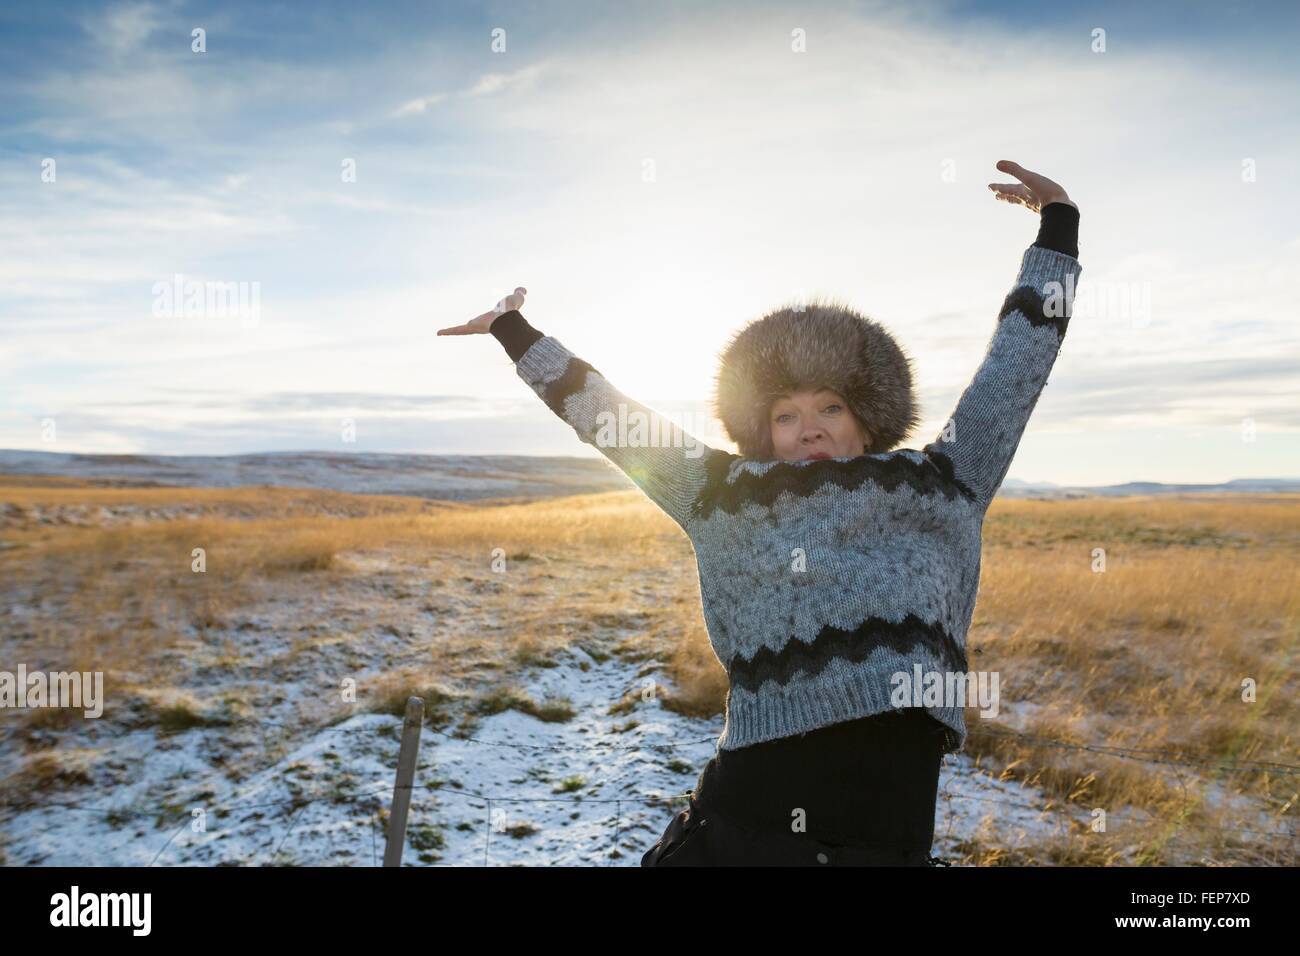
[490,310,544,362]
[1033,202,1080,259]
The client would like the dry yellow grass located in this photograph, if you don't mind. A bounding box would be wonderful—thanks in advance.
[963,494,1299,865]
[1,476,1295,864]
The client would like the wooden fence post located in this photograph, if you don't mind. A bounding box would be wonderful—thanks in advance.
[383,696,424,867]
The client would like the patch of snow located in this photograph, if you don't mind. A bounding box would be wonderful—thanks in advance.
[1,643,1086,866]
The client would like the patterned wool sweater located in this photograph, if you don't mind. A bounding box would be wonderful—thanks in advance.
[490,204,1081,754]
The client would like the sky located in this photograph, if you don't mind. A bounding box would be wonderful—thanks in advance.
[1,0,1297,486]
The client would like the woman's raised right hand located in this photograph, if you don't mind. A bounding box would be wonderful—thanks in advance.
[437,286,527,336]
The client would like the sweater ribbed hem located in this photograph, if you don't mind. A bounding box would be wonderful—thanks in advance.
[717,654,968,756]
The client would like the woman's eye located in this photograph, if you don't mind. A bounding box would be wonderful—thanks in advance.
[824,404,842,414]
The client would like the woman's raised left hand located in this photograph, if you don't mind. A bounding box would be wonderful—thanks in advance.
[987,160,1077,213]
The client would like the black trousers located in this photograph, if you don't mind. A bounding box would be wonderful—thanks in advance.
[642,707,949,866]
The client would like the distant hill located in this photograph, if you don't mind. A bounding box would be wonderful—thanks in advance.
[0,449,628,502]
[998,476,1300,498]
[1,449,1296,501]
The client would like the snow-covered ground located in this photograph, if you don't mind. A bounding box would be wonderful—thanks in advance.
[1,636,1099,866]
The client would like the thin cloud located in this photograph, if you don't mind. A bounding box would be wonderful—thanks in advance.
[391,91,450,117]
[85,0,165,57]
[389,63,547,118]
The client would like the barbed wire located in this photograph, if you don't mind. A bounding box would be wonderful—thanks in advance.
[6,770,1290,867]
[933,773,1296,866]
[966,725,1300,776]
[14,765,1289,836]
[1,714,322,742]
[7,708,1296,775]
[421,724,720,754]
[4,714,1295,819]
[934,779,1294,841]
[2,710,1294,865]
[419,720,1300,776]
[149,816,192,868]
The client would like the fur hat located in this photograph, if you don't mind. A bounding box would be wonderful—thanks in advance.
[711,296,921,459]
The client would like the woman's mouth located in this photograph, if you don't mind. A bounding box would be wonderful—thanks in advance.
[804,452,832,461]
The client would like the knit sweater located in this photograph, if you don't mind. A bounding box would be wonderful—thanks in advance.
[490,204,1081,754]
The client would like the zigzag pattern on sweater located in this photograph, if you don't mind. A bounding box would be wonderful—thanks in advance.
[914,446,977,502]
[692,450,976,522]
[999,284,1071,341]
[727,612,969,694]
[538,355,601,424]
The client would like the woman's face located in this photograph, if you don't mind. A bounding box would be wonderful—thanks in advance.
[769,387,870,461]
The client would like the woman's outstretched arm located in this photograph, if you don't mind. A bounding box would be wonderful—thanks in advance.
[438,290,727,534]
[922,161,1082,512]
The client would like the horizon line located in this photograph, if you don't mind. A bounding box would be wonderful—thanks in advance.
[1,447,1296,489]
